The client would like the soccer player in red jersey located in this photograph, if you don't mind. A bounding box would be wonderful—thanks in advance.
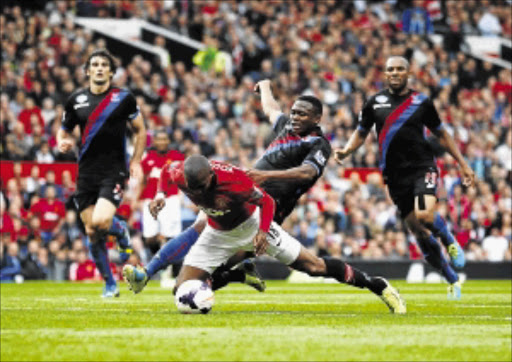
[124,155,406,313]
[140,130,185,249]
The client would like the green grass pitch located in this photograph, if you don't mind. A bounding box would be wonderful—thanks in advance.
[1,280,510,361]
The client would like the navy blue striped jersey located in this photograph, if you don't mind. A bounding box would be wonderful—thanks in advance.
[357,89,442,176]
[62,87,139,179]
[254,114,331,223]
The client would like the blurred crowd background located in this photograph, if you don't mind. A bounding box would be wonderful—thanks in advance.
[1,0,511,282]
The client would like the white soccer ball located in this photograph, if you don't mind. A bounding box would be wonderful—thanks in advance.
[175,279,215,314]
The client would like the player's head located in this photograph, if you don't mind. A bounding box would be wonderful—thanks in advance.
[153,130,170,153]
[183,155,214,194]
[290,95,323,136]
[84,49,117,86]
[384,56,410,93]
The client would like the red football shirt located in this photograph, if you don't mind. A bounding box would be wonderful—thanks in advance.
[158,161,275,232]
[29,198,66,232]
[140,149,185,199]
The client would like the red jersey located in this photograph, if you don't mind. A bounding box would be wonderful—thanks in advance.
[158,161,275,232]
[140,149,185,199]
[29,198,66,232]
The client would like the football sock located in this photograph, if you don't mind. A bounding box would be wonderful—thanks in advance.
[322,257,387,295]
[417,234,459,284]
[109,216,130,249]
[89,238,116,286]
[146,227,199,278]
[210,266,245,291]
[430,213,456,248]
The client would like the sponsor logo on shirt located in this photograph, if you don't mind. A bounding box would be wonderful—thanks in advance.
[375,95,388,103]
[200,206,231,217]
[373,103,391,109]
[73,94,90,110]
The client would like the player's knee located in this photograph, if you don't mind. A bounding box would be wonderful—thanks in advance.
[415,210,434,225]
[91,217,111,233]
[192,218,207,233]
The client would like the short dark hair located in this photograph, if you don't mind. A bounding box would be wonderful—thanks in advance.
[84,48,117,75]
[296,95,323,116]
[183,155,211,189]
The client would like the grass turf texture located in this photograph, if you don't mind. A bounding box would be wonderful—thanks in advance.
[1,280,510,361]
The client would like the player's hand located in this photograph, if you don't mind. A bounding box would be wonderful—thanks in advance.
[254,79,271,94]
[57,139,73,153]
[460,164,476,188]
[252,230,268,256]
[149,198,165,219]
[246,169,268,185]
[130,160,142,180]
[334,148,350,165]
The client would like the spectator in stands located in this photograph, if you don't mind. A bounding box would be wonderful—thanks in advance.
[0,243,22,282]
[482,227,510,262]
[29,185,66,245]
[402,0,434,35]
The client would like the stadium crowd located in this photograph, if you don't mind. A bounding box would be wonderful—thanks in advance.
[1,0,511,281]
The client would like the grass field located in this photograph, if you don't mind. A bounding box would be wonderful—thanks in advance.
[1,280,511,361]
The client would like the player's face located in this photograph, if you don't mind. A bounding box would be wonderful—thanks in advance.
[153,134,170,152]
[290,101,319,136]
[87,56,113,86]
[384,58,409,93]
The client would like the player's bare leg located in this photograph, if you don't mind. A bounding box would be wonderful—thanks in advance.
[289,246,406,314]
[82,199,119,298]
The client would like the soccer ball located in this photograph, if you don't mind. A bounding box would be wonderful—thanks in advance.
[175,279,215,314]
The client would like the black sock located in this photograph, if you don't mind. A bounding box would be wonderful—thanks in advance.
[210,266,246,291]
[321,257,386,295]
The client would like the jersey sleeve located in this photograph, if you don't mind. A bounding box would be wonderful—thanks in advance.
[421,98,443,132]
[357,100,375,136]
[302,138,332,176]
[232,170,275,233]
[61,96,78,133]
[124,90,140,121]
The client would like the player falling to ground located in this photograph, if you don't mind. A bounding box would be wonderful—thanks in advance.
[124,82,333,293]
[57,49,146,298]
[334,56,475,300]
[126,155,406,314]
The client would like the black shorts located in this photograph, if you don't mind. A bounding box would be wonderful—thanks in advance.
[386,167,438,217]
[74,175,127,213]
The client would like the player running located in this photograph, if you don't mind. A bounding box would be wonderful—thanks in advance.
[334,56,475,300]
[57,49,146,297]
[136,155,406,313]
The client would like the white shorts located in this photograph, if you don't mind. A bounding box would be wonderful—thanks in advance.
[142,195,182,238]
[183,209,302,274]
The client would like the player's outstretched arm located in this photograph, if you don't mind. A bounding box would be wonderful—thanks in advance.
[334,129,367,165]
[129,113,147,180]
[254,79,282,125]
[247,164,317,185]
[433,127,476,187]
[56,128,74,153]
